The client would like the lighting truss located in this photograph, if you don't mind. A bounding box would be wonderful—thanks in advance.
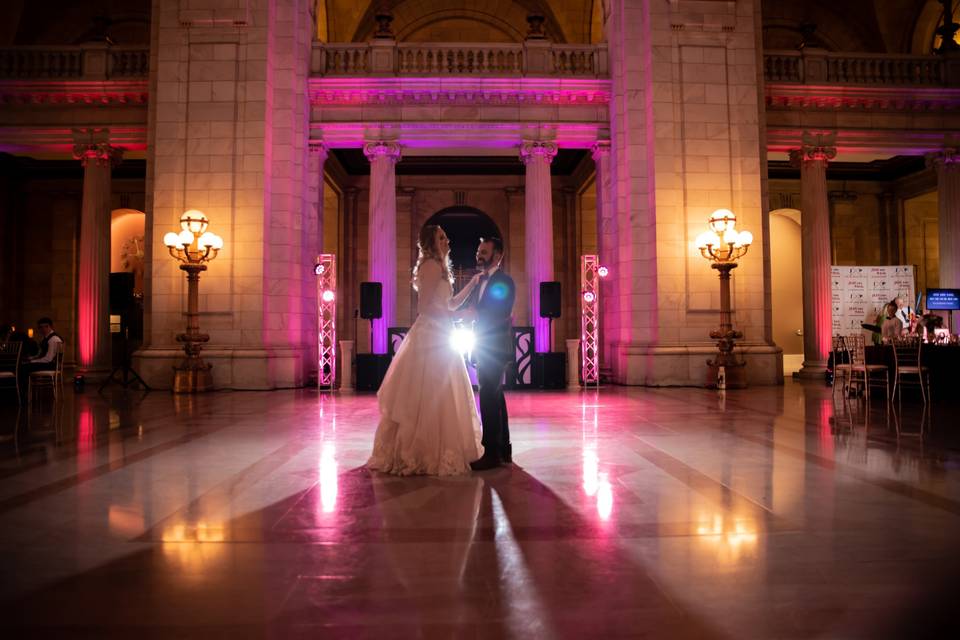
[581,254,600,386]
[316,254,337,388]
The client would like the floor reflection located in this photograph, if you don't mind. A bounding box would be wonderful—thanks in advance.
[0,381,959,637]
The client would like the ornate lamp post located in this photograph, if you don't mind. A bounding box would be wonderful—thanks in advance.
[162,210,223,393]
[695,209,753,389]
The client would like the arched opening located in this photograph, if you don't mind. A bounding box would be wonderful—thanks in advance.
[770,208,803,375]
[423,206,501,281]
[111,208,145,295]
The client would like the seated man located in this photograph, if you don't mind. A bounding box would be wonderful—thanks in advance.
[18,317,63,399]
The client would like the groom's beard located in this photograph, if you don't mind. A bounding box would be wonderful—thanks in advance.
[476,259,491,271]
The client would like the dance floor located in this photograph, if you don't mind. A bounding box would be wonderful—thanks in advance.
[0,380,958,639]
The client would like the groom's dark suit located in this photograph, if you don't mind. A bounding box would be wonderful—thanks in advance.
[467,268,516,463]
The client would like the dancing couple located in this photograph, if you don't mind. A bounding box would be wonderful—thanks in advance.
[367,225,516,475]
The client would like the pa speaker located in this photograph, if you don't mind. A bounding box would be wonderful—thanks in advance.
[539,281,561,319]
[532,352,566,389]
[109,272,135,314]
[360,282,382,320]
[356,353,391,391]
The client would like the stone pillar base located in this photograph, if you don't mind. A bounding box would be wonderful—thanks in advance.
[611,343,783,387]
[796,362,828,379]
[133,346,312,390]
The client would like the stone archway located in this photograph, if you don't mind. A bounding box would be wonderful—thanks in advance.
[424,206,501,279]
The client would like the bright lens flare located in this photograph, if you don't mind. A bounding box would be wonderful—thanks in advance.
[450,327,476,355]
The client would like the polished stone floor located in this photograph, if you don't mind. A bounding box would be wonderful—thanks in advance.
[0,380,959,639]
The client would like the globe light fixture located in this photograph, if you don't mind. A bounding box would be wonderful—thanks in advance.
[163,210,223,393]
[695,208,753,389]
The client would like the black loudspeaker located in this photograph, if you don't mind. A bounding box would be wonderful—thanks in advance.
[360,282,383,320]
[539,281,561,318]
[532,352,566,389]
[356,353,391,391]
[109,272,135,314]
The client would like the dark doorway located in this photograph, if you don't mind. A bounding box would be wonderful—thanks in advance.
[424,206,501,276]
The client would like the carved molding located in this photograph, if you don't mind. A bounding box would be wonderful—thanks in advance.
[520,140,558,165]
[362,140,401,163]
[71,128,123,167]
[789,131,837,167]
[308,140,329,160]
[925,148,960,171]
[590,139,610,159]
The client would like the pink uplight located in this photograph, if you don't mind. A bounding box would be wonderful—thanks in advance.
[322,289,335,302]
[597,266,609,278]
[583,291,595,303]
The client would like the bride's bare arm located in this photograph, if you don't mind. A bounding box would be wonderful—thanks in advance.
[448,273,480,310]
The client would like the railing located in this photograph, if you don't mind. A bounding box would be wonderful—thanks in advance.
[313,42,608,77]
[0,45,149,80]
[764,50,949,86]
[398,44,523,75]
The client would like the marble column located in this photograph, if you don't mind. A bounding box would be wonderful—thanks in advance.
[591,140,616,370]
[73,134,122,375]
[790,132,836,377]
[521,140,557,353]
[929,150,960,332]
[365,141,401,354]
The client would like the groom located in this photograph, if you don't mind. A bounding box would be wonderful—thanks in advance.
[462,237,516,470]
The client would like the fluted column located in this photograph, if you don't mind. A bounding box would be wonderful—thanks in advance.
[790,132,835,377]
[591,140,616,369]
[364,141,401,354]
[928,150,960,332]
[73,134,123,375]
[521,140,557,353]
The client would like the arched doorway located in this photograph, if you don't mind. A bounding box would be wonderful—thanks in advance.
[423,206,501,282]
[770,208,803,374]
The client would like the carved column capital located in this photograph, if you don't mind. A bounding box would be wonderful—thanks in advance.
[363,140,401,163]
[520,140,558,165]
[789,131,837,168]
[308,140,329,161]
[925,148,960,171]
[72,127,123,167]
[590,139,611,160]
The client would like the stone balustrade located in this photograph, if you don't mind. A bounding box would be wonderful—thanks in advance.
[0,45,149,80]
[312,41,608,77]
[764,49,959,86]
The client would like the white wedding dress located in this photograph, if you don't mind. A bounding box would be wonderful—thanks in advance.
[367,259,484,475]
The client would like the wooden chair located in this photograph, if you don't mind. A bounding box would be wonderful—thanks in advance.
[891,336,930,405]
[832,335,852,397]
[847,334,889,402]
[28,349,64,406]
[0,342,22,404]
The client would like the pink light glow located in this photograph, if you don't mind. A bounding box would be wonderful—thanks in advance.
[583,291,595,303]
[596,473,613,521]
[597,266,609,278]
[322,289,335,302]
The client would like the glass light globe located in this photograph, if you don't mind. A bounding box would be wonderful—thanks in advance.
[163,232,180,248]
[707,231,722,247]
[709,209,736,233]
[695,232,711,249]
[180,209,209,235]
[210,234,224,250]
[178,229,194,246]
[198,232,215,248]
[723,228,739,245]
[737,230,753,247]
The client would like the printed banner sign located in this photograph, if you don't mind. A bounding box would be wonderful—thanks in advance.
[830,265,915,335]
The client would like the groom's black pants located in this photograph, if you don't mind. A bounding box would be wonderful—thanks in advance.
[476,355,510,457]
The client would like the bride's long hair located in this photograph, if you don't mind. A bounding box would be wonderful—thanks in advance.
[412,224,453,291]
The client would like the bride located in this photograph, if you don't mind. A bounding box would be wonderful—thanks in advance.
[367,224,484,475]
